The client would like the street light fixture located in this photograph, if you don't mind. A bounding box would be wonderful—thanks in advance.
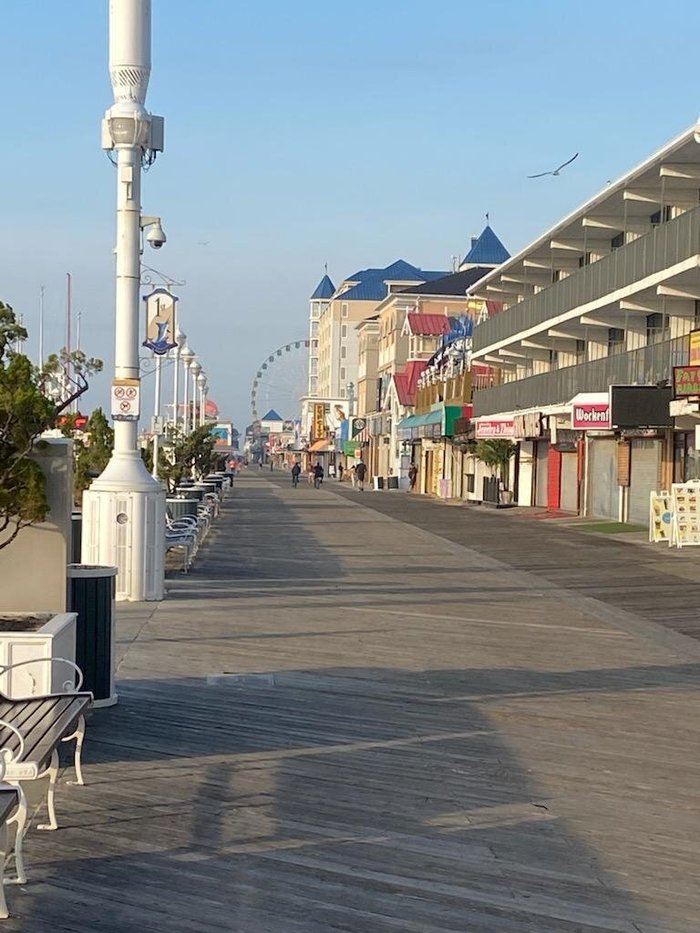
[82,0,167,602]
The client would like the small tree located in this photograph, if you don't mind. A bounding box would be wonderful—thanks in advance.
[0,303,102,548]
[66,408,114,503]
[474,439,515,487]
[158,425,220,493]
[0,304,56,549]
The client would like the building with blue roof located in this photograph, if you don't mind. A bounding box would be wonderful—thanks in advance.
[310,274,335,300]
[460,225,510,270]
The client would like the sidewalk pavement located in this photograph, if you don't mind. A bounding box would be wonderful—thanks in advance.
[7,472,700,932]
[322,478,700,644]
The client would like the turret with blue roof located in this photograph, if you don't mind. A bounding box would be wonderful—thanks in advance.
[310,274,335,300]
[460,225,510,270]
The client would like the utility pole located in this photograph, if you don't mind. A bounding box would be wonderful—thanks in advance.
[82,0,166,601]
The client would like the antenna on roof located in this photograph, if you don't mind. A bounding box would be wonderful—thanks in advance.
[451,255,459,273]
[324,262,328,274]
[485,212,490,226]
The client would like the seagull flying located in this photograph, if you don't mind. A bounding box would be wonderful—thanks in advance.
[527,152,579,179]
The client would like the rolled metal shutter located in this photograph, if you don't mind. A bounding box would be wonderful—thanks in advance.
[588,439,617,519]
[535,442,549,508]
[560,452,579,513]
[628,439,661,525]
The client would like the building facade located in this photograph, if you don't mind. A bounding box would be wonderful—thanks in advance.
[469,124,700,523]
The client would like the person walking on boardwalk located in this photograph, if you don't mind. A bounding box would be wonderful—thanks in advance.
[291,461,301,487]
[313,461,324,489]
[408,463,418,492]
[354,460,367,492]
[338,463,344,483]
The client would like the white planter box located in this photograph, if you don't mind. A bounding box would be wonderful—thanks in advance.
[0,613,77,698]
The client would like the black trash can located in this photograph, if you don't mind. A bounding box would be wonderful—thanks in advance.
[71,512,83,563]
[373,476,385,490]
[387,476,399,490]
[67,565,118,707]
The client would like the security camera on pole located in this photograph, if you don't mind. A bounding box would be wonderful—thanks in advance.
[82,0,167,601]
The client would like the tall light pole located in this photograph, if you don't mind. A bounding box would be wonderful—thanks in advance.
[172,327,186,431]
[197,372,207,427]
[181,346,194,432]
[82,0,166,601]
[190,359,202,428]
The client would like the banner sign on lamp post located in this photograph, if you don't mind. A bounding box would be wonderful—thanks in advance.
[143,288,178,356]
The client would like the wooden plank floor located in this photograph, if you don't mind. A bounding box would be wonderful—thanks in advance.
[6,473,700,931]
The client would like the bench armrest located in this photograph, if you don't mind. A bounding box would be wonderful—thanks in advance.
[0,658,84,698]
[0,720,25,768]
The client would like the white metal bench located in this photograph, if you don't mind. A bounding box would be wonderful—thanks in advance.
[0,659,92,885]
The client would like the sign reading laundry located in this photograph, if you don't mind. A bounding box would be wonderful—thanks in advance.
[572,403,610,430]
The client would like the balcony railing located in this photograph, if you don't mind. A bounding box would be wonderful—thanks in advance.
[472,337,688,416]
[473,205,700,351]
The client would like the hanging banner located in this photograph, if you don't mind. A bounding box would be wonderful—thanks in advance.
[313,403,326,441]
[351,417,367,438]
[143,288,178,355]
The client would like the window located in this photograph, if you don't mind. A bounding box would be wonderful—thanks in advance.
[650,206,672,225]
[341,346,346,359]
[340,367,346,381]
[341,303,348,318]
[578,252,592,268]
[646,313,668,345]
[608,327,625,355]
[576,339,586,363]
[340,388,346,399]
[549,349,559,369]
[611,232,624,250]
[341,324,347,338]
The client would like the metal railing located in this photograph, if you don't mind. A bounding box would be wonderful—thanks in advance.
[472,337,688,416]
[473,205,700,351]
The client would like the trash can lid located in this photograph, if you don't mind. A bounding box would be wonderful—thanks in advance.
[67,565,118,577]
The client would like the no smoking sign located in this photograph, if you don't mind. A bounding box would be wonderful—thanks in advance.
[111,379,141,422]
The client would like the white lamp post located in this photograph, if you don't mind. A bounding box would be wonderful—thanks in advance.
[82,0,167,602]
[190,359,202,428]
[197,372,207,427]
[180,345,194,433]
[172,327,186,431]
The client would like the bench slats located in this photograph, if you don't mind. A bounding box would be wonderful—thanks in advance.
[0,695,91,770]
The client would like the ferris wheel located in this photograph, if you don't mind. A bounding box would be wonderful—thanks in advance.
[251,340,309,422]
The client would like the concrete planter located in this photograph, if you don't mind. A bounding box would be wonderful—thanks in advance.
[0,613,77,697]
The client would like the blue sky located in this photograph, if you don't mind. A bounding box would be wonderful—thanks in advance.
[3,0,700,430]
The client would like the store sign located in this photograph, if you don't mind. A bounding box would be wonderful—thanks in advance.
[673,365,700,397]
[572,403,610,430]
[513,412,543,438]
[474,419,515,439]
[351,417,366,438]
[111,378,140,422]
[689,330,700,366]
[312,403,326,441]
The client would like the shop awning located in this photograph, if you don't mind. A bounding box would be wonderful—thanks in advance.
[308,438,333,452]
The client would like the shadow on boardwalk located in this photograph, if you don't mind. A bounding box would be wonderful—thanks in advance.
[6,476,697,932]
